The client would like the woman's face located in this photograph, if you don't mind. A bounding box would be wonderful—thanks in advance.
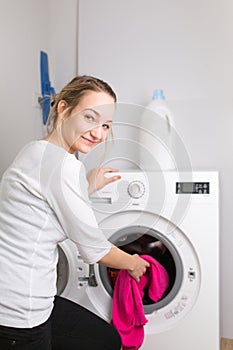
[58,91,115,154]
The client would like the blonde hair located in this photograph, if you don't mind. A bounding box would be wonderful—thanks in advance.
[47,75,117,131]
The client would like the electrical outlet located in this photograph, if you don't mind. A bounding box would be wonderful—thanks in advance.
[221,338,233,350]
[33,92,41,109]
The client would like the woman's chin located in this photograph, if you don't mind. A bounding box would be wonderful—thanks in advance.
[75,145,92,154]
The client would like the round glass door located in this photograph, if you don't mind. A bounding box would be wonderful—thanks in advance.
[99,225,183,314]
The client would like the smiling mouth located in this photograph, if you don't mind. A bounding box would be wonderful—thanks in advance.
[81,136,98,145]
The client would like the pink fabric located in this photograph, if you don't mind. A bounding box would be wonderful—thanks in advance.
[111,255,169,350]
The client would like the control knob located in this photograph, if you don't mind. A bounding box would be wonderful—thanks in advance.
[127,181,145,199]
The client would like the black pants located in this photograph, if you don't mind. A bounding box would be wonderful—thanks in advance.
[0,296,121,350]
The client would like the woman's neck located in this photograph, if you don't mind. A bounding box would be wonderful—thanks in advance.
[42,129,74,154]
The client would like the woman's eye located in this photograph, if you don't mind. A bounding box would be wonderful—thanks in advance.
[102,124,110,130]
[84,114,95,122]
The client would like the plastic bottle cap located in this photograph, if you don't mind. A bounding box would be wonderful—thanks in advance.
[152,89,165,100]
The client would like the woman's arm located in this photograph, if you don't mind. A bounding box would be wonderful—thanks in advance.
[98,245,150,282]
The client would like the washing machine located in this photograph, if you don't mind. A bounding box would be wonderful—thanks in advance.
[57,171,219,350]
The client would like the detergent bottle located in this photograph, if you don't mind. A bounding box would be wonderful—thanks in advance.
[139,89,175,171]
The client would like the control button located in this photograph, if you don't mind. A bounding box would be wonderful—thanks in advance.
[127,181,145,199]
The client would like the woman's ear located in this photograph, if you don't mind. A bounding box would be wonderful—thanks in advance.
[57,100,68,114]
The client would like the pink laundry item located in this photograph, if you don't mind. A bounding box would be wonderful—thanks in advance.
[111,255,169,350]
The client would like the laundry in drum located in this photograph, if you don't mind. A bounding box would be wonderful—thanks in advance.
[107,233,169,305]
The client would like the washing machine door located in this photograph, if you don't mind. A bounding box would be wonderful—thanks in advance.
[99,224,182,314]
[69,210,201,334]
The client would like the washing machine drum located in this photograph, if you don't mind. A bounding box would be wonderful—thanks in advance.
[99,225,183,314]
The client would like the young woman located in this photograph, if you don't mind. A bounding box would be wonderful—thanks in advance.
[0,75,149,350]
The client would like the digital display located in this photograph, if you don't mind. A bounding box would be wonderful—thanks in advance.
[176,182,209,194]
[182,183,195,193]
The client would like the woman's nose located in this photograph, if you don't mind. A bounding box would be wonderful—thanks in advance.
[90,125,103,139]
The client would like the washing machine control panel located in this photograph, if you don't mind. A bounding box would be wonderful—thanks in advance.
[127,180,145,198]
[90,172,150,210]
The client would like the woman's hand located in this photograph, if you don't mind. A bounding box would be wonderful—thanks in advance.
[127,254,150,282]
[87,167,121,195]
[98,247,150,282]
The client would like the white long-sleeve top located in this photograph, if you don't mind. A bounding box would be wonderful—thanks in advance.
[0,140,111,328]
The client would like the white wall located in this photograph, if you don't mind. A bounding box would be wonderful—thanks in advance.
[0,0,78,177]
[49,0,78,91]
[0,0,49,175]
[78,0,233,338]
